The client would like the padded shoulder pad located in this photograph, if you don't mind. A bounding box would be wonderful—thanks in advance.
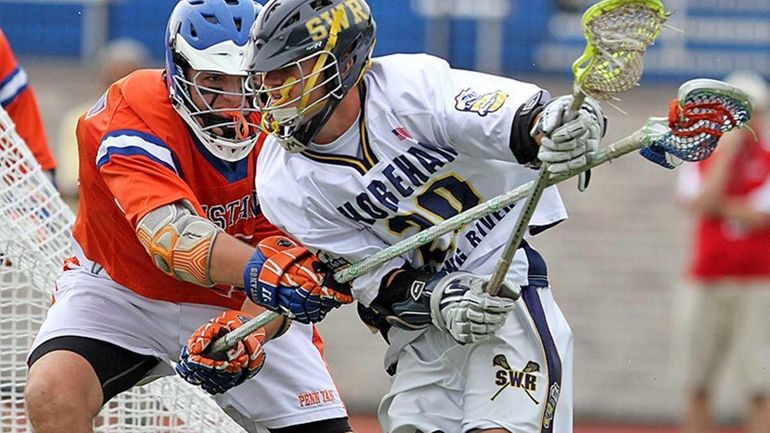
[510,90,547,167]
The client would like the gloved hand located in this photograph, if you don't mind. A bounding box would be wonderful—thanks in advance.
[176,310,266,395]
[427,271,519,344]
[243,236,353,323]
[533,95,606,174]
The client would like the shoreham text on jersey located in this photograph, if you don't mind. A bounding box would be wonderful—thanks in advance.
[336,144,459,225]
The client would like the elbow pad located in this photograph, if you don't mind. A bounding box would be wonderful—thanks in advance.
[510,90,547,167]
[136,201,222,287]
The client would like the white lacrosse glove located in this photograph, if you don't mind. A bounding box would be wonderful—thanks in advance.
[533,95,606,174]
[428,271,519,345]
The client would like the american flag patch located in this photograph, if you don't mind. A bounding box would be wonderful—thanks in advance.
[392,127,412,141]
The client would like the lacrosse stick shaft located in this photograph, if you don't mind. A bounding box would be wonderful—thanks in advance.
[485,90,588,295]
[211,310,279,353]
[213,128,649,352]
[216,78,751,352]
[570,89,587,114]
[484,164,548,295]
[344,128,646,284]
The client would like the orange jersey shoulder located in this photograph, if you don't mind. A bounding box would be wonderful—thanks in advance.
[74,69,281,307]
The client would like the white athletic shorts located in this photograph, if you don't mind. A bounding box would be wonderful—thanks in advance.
[378,286,573,433]
[29,266,348,432]
[680,280,770,395]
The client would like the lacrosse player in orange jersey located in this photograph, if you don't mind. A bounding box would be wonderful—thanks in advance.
[24,1,354,432]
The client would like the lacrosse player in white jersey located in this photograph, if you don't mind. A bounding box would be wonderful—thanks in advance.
[211,0,604,431]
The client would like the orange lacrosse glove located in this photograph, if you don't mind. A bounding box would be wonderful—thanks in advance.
[176,310,266,395]
[242,236,353,323]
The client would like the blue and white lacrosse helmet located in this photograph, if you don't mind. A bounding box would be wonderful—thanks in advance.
[165,0,262,162]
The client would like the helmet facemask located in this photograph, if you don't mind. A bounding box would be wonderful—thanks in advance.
[170,56,262,162]
[243,1,375,153]
[246,50,344,153]
[163,0,263,162]
[173,58,260,162]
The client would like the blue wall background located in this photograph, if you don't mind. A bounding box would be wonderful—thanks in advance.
[0,0,551,73]
[1,0,768,80]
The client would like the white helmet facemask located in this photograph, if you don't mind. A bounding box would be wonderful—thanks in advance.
[171,38,262,162]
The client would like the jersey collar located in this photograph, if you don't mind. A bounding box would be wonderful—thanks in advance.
[300,84,378,176]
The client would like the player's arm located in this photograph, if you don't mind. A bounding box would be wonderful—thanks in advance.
[685,130,743,214]
[136,198,353,322]
[135,201,299,394]
[681,130,770,229]
[0,31,56,175]
[135,199,290,325]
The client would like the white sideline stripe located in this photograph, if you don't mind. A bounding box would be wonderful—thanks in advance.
[0,68,28,106]
[96,134,179,174]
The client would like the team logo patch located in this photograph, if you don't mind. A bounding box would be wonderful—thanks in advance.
[491,354,540,403]
[409,280,425,301]
[276,238,294,248]
[454,88,508,116]
[85,91,108,120]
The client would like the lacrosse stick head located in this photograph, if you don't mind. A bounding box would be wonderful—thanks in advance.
[640,78,754,168]
[572,0,669,100]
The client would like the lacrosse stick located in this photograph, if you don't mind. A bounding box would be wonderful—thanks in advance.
[212,77,752,352]
[484,0,669,295]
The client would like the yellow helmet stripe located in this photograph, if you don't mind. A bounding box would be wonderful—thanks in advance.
[299,7,345,108]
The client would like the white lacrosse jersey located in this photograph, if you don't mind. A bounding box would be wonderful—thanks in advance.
[256,53,568,306]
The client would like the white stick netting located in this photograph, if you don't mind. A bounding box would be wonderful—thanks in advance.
[0,106,245,432]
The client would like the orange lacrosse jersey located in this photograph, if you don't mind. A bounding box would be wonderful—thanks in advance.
[0,29,55,170]
[73,69,282,308]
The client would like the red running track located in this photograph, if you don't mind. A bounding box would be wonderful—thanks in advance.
[349,415,743,433]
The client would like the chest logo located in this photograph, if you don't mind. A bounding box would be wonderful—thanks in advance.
[454,88,508,116]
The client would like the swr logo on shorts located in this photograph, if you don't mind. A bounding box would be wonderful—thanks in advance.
[491,354,539,403]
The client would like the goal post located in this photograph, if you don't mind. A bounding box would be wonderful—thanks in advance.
[0,105,246,432]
